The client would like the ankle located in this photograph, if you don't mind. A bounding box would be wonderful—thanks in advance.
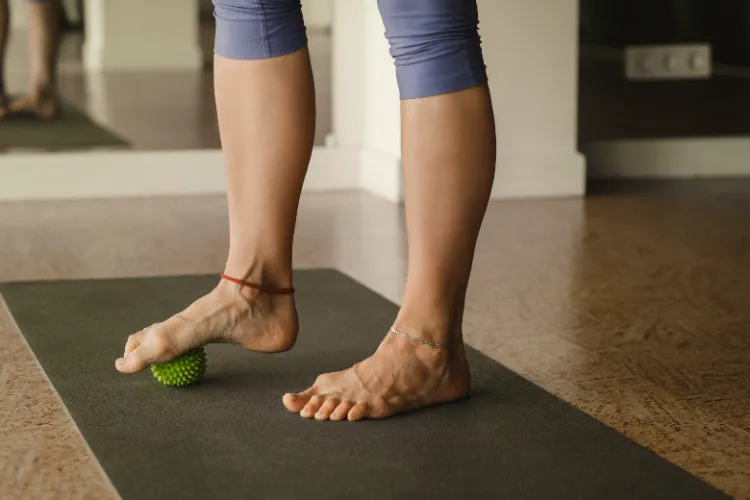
[222,258,294,302]
[391,315,462,348]
[224,256,292,286]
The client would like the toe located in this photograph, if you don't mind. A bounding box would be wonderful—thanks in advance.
[282,393,303,412]
[115,345,150,373]
[347,402,369,421]
[300,394,326,419]
[314,398,340,421]
[124,330,146,357]
[283,386,317,413]
[330,400,355,421]
[116,330,174,374]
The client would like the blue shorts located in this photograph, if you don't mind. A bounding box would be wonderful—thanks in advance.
[213,0,488,100]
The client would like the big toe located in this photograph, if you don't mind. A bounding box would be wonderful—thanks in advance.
[283,387,316,413]
[116,329,176,374]
[115,346,151,373]
[282,393,305,412]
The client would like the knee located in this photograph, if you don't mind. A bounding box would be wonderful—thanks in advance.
[378,0,487,100]
[213,0,306,60]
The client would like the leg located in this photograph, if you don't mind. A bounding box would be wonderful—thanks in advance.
[0,0,9,116]
[10,0,62,119]
[284,0,495,421]
[116,0,315,373]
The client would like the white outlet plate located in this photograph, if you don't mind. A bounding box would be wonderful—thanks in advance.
[625,44,712,80]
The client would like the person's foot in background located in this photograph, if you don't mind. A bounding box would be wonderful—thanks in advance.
[9,84,59,120]
[0,0,9,119]
[7,0,62,120]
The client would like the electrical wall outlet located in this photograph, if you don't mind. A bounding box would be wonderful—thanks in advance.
[625,44,711,80]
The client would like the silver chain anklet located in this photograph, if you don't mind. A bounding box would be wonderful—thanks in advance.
[389,327,448,349]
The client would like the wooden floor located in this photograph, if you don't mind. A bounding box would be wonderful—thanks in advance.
[0,192,748,499]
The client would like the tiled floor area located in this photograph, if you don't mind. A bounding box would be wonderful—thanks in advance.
[1,192,749,498]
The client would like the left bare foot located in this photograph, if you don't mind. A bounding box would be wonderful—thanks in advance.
[282,330,471,421]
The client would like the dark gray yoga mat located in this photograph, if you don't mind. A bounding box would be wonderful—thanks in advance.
[1,270,728,500]
[0,97,128,150]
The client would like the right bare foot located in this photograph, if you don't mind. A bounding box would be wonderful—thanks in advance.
[115,278,298,373]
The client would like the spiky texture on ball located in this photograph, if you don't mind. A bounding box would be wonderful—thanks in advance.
[151,348,207,387]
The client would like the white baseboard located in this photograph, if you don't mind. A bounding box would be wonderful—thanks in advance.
[490,150,586,199]
[0,146,586,201]
[0,147,358,201]
[356,148,586,202]
[584,137,750,178]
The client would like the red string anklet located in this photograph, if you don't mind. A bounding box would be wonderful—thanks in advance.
[220,273,295,295]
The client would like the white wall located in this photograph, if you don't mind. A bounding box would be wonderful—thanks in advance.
[84,0,202,71]
[478,0,585,198]
[331,0,365,150]
[481,0,578,154]
[332,0,585,200]
[362,1,400,159]
[9,0,26,30]
[302,0,333,30]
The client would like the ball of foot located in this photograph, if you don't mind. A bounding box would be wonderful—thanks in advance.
[151,348,207,387]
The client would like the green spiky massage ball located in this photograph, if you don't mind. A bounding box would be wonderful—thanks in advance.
[151,348,207,387]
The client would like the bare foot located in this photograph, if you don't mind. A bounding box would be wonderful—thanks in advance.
[282,332,471,421]
[9,90,60,120]
[115,278,298,373]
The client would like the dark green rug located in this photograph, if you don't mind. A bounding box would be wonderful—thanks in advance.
[0,99,127,150]
[0,271,728,500]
